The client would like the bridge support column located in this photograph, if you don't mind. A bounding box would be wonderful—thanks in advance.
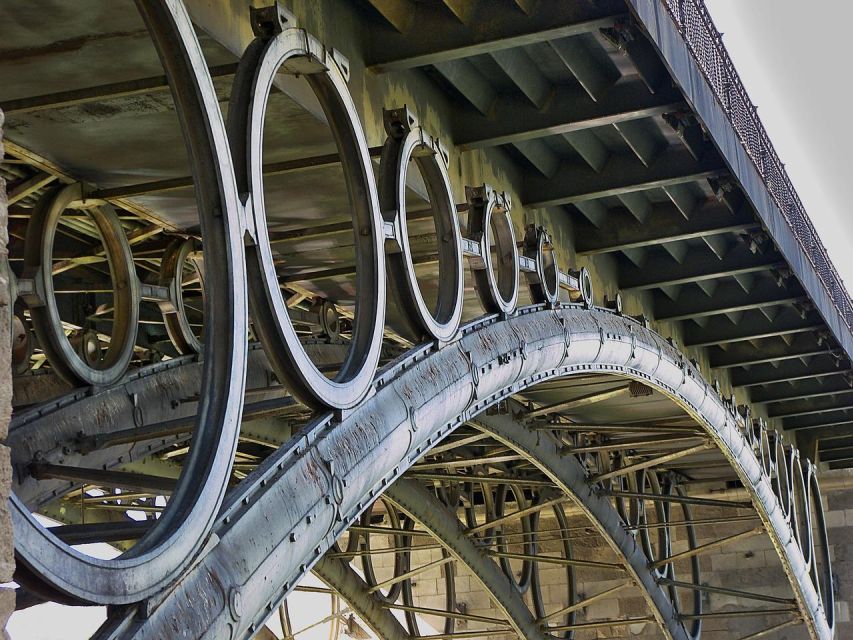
[0,108,15,637]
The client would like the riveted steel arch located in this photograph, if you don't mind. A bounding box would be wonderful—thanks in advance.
[80,305,834,639]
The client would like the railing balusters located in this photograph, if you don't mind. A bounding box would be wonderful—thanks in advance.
[659,0,853,329]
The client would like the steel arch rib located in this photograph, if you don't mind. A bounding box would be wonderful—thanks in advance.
[467,413,691,639]
[87,306,830,639]
[383,479,550,640]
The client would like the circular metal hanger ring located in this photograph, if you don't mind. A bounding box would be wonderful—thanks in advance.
[467,186,518,315]
[576,267,594,306]
[236,29,385,409]
[24,183,139,387]
[379,110,463,342]
[12,0,249,605]
[160,238,204,355]
[524,225,559,306]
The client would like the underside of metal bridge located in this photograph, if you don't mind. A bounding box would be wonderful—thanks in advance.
[0,1,850,639]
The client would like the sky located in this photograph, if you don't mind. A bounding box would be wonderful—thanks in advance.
[703,0,853,292]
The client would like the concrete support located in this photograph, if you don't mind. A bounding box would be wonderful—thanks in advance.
[0,108,15,638]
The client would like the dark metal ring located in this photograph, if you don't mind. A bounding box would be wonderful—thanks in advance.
[380,107,463,342]
[23,183,139,387]
[159,238,204,355]
[466,185,518,315]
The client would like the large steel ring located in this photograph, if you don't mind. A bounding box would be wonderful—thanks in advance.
[466,185,519,315]
[11,0,248,605]
[23,183,139,387]
[379,107,463,342]
[229,27,385,409]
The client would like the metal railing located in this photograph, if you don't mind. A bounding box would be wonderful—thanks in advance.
[660,0,853,329]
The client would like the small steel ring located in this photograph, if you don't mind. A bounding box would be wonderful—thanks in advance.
[159,238,204,355]
[568,267,594,306]
[466,186,518,315]
[24,183,139,387]
[379,111,463,341]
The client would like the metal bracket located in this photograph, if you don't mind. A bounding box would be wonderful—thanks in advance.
[250,2,297,37]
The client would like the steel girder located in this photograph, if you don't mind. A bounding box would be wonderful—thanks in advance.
[72,305,833,640]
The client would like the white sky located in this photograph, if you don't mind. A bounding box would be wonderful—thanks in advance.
[704,0,853,291]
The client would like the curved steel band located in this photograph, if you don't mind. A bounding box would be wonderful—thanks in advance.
[379,107,463,342]
[229,27,384,410]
